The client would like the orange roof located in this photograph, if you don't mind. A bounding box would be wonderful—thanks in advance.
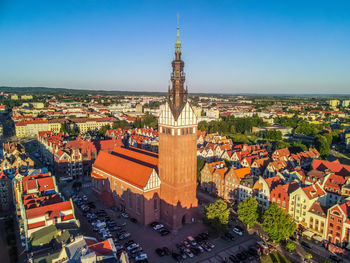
[25,200,72,219]
[28,221,46,229]
[312,159,350,177]
[265,176,283,188]
[88,239,114,256]
[234,167,251,179]
[302,183,326,199]
[93,146,158,189]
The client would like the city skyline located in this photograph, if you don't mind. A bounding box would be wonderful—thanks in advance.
[1,0,350,94]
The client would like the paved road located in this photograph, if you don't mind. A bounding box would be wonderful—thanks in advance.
[0,218,11,263]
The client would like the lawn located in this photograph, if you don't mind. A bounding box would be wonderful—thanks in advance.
[331,151,350,165]
[260,252,292,263]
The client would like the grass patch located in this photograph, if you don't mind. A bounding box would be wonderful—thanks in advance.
[260,252,292,263]
[332,151,350,165]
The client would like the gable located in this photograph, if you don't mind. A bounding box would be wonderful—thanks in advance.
[159,102,197,127]
[143,169,161,192]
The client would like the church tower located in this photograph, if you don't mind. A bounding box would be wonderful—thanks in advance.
[158,20,199,229]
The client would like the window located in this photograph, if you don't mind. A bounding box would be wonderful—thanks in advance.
[338,219,342,223]
[136,194,141,214]
[114,181,118,194]
[128,191,132,208]
[154,198,158,211]
[330,216,334,221]
[337,226,341,230]
[121,185,124,200]
[330,223,333,227]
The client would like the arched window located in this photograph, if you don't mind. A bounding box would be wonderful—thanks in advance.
[332,210,340,216]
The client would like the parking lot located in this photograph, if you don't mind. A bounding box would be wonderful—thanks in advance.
[64,180,262,263]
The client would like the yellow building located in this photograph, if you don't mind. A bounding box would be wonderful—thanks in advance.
[11,94,19,100]
[329,99,340,107]
[70,117,116,134]
[21,94,33,100]
[32,102,45,109]
[15,117,116,138]
[15,119,65,138]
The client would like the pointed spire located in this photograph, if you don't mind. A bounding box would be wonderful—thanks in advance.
[175,14,181,54]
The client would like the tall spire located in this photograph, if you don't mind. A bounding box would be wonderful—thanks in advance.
[168,15,187,121]
[175,14,181,54]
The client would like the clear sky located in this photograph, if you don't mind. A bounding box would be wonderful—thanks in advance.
[1,0,350,94]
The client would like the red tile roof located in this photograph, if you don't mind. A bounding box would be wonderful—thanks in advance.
[312,159,350,177]
[88,239,114,256]
[28,221,46,229]
[339,201,350,219]
[302,183,326,199]
[25,200,72,219]
[93,146,158,189]
[324,173,347,193]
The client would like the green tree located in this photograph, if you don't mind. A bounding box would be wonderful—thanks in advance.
[204,199,230,236]
[286,241,296,252]
[112,120,131,130]
[237,197,259,227]
[197,158,206,183]
[262,203,296,243]
[70,125,80,136]
[266,130,282,140]
[142,112,158,129]
[274,140,290,150]
[99,124,111,136]
[60,122,69,133]
[289,141,307,153]
[198,121,208,132]
[314,134,330,159]
[305,253,312,259]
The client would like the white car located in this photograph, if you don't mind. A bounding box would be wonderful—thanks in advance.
[135,253,148,261]
[127,243,140,251]
[232,227,243,236]
[121,212,129,218]
[153,224,164,231]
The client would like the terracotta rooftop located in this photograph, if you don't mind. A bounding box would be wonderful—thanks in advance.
[93,146,158,189]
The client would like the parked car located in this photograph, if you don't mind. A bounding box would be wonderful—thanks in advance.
[163,247,170,255]
[153,224,164,231]
[124,240,135,247]
[160,228,170,236]
[121,212,129,218]
[155,248,165,256]
[171,252,182,261]
[187,236,197,246]
[135,253,148,262]
[184,248,194,258]
[119,232,131,240]
[301,241,311,249]
[129,217,137,223]
[127,243,140,251]
[232,227,243,236]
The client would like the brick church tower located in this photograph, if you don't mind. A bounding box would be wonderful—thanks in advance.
[158,21,199,229]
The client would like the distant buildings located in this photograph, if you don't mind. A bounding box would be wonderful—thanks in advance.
[329,99,340,108]
[38,131,117,180]
[15,117,116,138]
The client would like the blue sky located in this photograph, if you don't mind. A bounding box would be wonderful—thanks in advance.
[1,0,350,94]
